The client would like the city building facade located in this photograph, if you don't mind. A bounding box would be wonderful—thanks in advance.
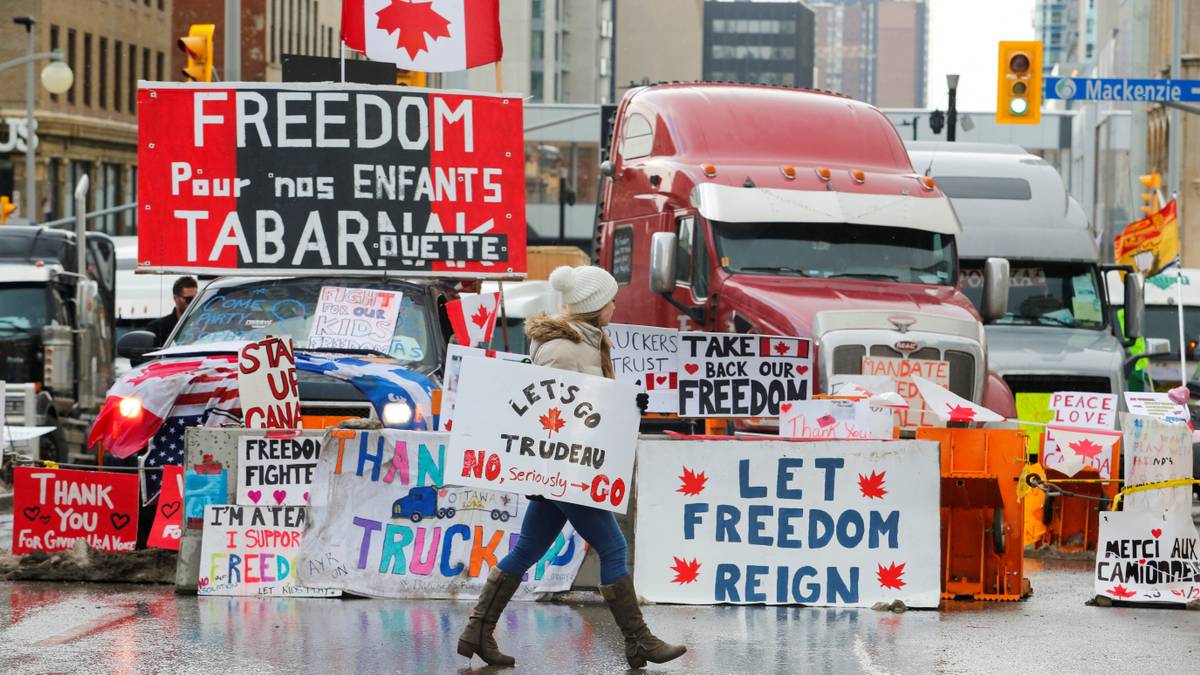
[702,1,816,88]
[811,0,927,106]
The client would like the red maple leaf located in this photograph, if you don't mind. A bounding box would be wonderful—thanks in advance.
[539,407,566,437]
[773,341,789,355]
[670,556,701,584]
[676,467,708,496]
[946,404,977,422]
[858,470,888,499]
[1105,584,1137,599]
[877,562,906,590]
[1068,438,1105,459]
[470,303,491,329]
[374,0,453,60]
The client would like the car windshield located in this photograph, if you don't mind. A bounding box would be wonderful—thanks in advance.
[1144,305,1200,356]
[959,261,1105,329]
[712,221,956,285]
[0,285,51,334]
[171,278,435,367]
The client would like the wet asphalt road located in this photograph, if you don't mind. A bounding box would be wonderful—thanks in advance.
[0,555,1198,675]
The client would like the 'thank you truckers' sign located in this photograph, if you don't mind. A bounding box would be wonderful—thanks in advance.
[136,82,526,278]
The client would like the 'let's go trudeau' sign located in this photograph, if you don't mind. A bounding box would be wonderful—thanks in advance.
[136,83,525,278]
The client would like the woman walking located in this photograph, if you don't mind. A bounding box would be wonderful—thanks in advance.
[456,265,687,669]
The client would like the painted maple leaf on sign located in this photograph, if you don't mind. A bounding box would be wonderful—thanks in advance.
[375,0,452,59]
[858,470,888,499]
[773,341,789,355]
[946,404,977,422]
[876,562,906,590]
[470,304,491,329]
[670,556,701,584]
[677,467,708,496]
[1106,584,1136,599]
[1068,438,1104,459]
[539,407,565,437]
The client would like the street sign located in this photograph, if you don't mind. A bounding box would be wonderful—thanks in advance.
[1045,77,1200,103]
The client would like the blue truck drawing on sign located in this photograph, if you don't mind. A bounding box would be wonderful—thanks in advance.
[392,486,518,522]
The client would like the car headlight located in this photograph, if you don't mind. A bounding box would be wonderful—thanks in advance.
[382,401,413,426]
[118,397,142,419]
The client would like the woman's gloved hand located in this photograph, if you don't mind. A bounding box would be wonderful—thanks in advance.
[635,392,649,414]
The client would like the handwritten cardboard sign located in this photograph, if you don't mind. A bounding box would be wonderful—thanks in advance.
[1095,510,1200,604]
[12,468,139,554]
[678,332,813,418]
[440,344,530,431]
[445,357,640,513]
[606,323,680,414]
[1043,426,1120,478]
[1048,391,1117,429]
[197,504,337,597]
[779,399,893,440]
[1123,392,1190,423]
[136,82,526,278]
[1121,414,1194,512]
[306,286,402,353]
[633,438,941,607]
[238,336,301,429]
[860,356,949,427]
[297,429,587,599]
[147,465,185,550]
[238,435,321,506]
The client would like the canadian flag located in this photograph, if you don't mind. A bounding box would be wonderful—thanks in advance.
[341,0,503,72]
[447,292,500,346]
[912,376,1005,424]
[1044,425,1120,477]
[758,337,810,358]
[644,372,678,391]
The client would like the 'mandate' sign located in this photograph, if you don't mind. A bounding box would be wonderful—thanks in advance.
[137,82,525,278]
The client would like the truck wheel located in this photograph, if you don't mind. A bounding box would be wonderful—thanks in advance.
[437,508,447,518]
[41,426,66,464]
[499,511,511,522]
[992,507,1006,555]
[490,509,500,520]
[410,512,423,523]
[445,507,456,518]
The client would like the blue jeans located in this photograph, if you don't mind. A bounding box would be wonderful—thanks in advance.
[497,499,629,585]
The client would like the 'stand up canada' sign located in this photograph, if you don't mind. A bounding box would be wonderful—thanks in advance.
[137,83,526,278]
[12,468,139,554]
[633,438,941,607]
[238,336,300,429]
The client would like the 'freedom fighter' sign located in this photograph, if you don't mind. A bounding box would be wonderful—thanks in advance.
[136,82,526,278]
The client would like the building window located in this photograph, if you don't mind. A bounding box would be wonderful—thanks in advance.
[66,161,92,218]
[532,30,543,60]
[531,71,543,101]
[327,26,333,57]
[142,48,150,93]
[270,0,277,61]
[156,51,164,81]
[523,141,601,207]
[533,0,543,19]
[46,158,60,221]
[83,33,92,107]
[99,38,107,109]
[128,44,137,113]
[49,25,60,102]
[100,163,121,234]
[114,41,122,112]
[288,0,295,54]
[126,166,138,233]
[67,30,76,105]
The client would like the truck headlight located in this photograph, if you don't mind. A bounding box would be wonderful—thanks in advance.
[118,397,142,419]
[382,401,413,426]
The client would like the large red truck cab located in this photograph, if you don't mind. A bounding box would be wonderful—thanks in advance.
[596,83,1016,419]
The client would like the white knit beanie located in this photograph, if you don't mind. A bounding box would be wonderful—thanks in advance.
[548,265,619,315]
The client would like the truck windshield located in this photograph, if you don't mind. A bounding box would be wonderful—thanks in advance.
[171,278,434,367]
[0,285,52,333]
[1144,305,1200,356]
[713,221,956,285]
[959,261,1105,329]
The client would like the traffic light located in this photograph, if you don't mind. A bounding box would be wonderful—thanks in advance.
[996,40,1042,125]
[179,24,215,82]
[1139,171,1163,216]
[396,69,426,87]
[0,196,14,224]
[928,109,945,135]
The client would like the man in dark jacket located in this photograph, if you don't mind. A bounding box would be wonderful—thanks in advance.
[146,276,198,345]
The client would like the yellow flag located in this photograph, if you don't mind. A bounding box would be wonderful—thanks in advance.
[1114,199,1180,276]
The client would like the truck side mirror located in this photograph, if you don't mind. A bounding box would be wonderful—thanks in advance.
[981,257,1010,322]
[1123,272,1145,339]
[118,330,158,362]
[649,231,678,294]
[75,279,98,329]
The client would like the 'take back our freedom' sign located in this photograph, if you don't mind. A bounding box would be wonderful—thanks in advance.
[137,82,525,278]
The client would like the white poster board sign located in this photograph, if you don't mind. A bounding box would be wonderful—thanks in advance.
[678,332,813,417]
[238,337,301,429]
[1123,392,1190,423]
[1049,391,1118,429]
[1121,414,1194,512]
[860,356,949,428]
[1095,510,1200,604]
[297,429,587,599]
[440,344,530,431]
[779,399,893,440]
[606,323,680,414]
[197,504,338,597]
[237,435,322,506]
[306,286,402,353]
[633,438,942,607]
[445,358,640,513]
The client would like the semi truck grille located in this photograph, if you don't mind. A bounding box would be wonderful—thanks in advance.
[833,345,976,400]
[299,403,374,418]
[1002,375,1112,394]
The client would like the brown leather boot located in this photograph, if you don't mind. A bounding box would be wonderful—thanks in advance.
[600,576,687,668]
[457,567,522,667]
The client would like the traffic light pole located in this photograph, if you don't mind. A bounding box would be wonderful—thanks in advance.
[224,0,240,82]
[947,78,958,142]
[19,17,36,222]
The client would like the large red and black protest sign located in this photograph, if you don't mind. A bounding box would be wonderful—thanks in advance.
[12,468,140,554]
[137,82,525,278]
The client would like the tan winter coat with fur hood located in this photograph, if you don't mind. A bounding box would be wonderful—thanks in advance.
[524,314,607,377]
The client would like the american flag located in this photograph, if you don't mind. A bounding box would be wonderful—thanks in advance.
[142,368,240,501]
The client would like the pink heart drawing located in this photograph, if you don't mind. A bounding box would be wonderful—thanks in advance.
[273,489,287,505]
[303,492,310,502]
[817,414,837,428]
[247,490,262,504]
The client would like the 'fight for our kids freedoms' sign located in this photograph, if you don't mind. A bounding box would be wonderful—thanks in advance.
[633,438,941,608]
[445,357,640,513]
[677,332,813,418]
[297,429,587,599]
[135,82,526,278]
[198,504,338,597]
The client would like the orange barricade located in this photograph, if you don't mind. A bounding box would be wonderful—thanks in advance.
[917,427,1030,601]
[1026,433,1121,552]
